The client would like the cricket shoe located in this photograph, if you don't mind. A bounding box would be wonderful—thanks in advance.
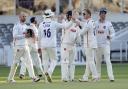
[110,80,115,82]
[19,74,24,79]
[32,77,40,82]
[38,74,43,78]
[79,79,88,82]
[62,80,69,82]
[45,72,52,83]
[7,79,16,83]
[70,79,74,82]
[92,78,100,82]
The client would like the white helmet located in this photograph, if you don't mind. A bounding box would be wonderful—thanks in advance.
[43,9,54,18]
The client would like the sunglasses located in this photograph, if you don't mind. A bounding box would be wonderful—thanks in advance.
[22,15,26,17]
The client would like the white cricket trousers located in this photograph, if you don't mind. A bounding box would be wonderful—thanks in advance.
[41,48,57,77]
[61,44,75,81]
[8,46,36,81]
[95,45,114,80]
[82,48,98,80]
[20,46,44,76]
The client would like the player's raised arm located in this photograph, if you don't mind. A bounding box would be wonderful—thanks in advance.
[79,11,95,36]
[38,23,42,50]
[55,10,81,30]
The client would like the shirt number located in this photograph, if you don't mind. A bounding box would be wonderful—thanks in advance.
[44,28,51,38]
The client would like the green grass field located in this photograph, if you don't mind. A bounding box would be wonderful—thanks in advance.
[0,63,128,89]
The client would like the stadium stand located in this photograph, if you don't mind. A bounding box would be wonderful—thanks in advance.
[0,24,13,46]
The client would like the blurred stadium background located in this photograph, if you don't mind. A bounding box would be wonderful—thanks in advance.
[0,0,128,66]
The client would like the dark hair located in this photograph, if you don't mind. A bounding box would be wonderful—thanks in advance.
[66,11,72,21]
[99,7,107,13]
[30,17,36,23]
[66,11,72,16]
[84,9,91,16]
[99,11,107,15]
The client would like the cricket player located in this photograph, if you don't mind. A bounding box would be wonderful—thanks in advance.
[38,9,75,82]
[61,10,81,82]
[19,17,46,80]
[79,9,98,82]
[8,14,40,83]
[95,7,115,82]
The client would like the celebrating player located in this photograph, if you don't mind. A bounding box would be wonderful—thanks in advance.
[61,10,81,82]
[95,7,115,82]
[79,9,98,82]
[8,13,40,83]
[38,9,75,82]
[19,17,46,81]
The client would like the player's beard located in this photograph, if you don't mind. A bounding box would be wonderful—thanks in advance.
[21,18,26,23]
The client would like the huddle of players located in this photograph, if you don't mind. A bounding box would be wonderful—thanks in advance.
[7,7,115,83]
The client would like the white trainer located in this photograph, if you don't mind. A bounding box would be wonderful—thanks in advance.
[79,78,88,82]
[32,77,40,82]
[7,79,16,83]
[92,78,99,82]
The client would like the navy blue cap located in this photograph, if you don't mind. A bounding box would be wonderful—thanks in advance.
[99,7,107,13]
[30,17,36,23]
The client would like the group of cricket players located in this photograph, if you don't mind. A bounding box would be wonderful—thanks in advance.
[7,7,115,83]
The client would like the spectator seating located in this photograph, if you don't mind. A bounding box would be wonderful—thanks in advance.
[0,24,14,46]
[111,22,128,32]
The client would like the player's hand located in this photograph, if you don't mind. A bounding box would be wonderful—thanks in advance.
[70,29,76,32]
[58,14,65,22]
[38,48,42,54]
[107,36,111,40]
[75,20,80,27]
[72,15,76,21]
[23,32,29,38]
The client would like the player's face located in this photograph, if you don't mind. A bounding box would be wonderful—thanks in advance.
[19,15,26,23]
[35,20,37,24]
[99,11,106,20]
[66,15,72,21]
[83,11,89,20]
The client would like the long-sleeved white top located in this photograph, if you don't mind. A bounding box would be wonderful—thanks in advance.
[38,18,73,48]
[95,20,115,47]
[27,23,39,49]
[80,18,97,48]
[61,19,81,45]
[13,22,28,48]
